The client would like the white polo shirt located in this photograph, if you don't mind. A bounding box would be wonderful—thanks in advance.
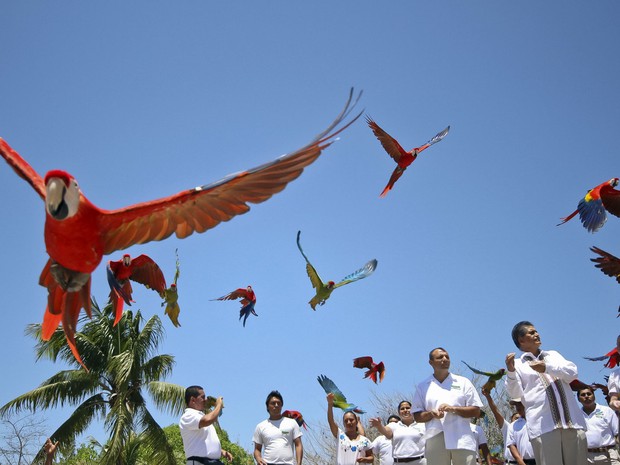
[179,408,222,459]
[386,421,425,458]
[582,403,618,448]
[412,373,483,452]
[252,417,302,465]
[506,349,586,439]
[370,435,393,465]
[506,417,535,460]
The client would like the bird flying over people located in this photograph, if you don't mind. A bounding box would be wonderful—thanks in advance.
[296,231,377,310]
[106,253,166,325]
[366,116,450,197]
[160,249,181,327]
[461,361,506,392]
[0,89,362,367]
[283,410,307,429]
[558,178,620,232]
[584,347,620,369]
[317,374,365,413]
[213,286,257,327]
[353,356,385,384]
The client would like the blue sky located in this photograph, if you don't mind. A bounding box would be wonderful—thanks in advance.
[1,1,620,453]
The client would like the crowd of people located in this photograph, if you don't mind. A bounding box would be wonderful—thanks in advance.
[42,320,619,465]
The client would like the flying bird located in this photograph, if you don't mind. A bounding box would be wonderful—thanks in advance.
[590,246,620,284]
[317,374,365,414]
[0,89,362,367]
[160,249,181,327]
[296,231,377,310]
[461,361,506,392]
[569,379,596,392]
[366,116,450,197]
[282,410,307,429]
[106,253,166,325]
[213,286,257,327]
[353,356,385,384]
[584,347,620,369]
[558,178,620,232]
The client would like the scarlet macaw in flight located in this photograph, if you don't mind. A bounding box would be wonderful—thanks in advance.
[353,356,385,384]
[317,374,365,414]
[461,361,506,393]
[296,231,377,310]
[584,347,620,369]
[213,286,257,327]
[558,178,620,232]
[0,89,362,368]
[161,249,181,327]
[106,253,167,325]
[366,116,450,197]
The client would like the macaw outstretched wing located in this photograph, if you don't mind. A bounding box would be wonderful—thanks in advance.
[296,230,325,290]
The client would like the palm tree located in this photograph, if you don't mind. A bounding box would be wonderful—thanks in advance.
[0,299,186,465]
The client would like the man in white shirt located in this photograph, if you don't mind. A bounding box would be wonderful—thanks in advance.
[506,400,535,465]
[253,390,303,465]
[413,347,483,465]
[577,385,620,465]
[179,385,233,465]
[370,415,400,465]
[505,321,587,465]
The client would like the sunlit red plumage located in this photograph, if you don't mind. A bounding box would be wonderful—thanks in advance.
[558,178,620,232]
[353,356,385,383]
[0,89,362,367]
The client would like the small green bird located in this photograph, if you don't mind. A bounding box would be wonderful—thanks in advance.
[160,249,181,327]
[461,361,506,392]
[296,231,377,310]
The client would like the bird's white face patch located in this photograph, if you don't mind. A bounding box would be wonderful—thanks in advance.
[46,177,80,220]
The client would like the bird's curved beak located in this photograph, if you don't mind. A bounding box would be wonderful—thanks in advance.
[46,178,68,219]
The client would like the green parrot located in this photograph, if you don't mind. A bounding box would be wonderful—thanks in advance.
[461,360,506,393]
[160,249,181,327]
[296,231,377,310]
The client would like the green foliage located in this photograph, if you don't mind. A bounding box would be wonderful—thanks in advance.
[0,300,185,465]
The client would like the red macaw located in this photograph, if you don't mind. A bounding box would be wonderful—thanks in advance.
[366,116,450,197]
[584,347,620,369]
[558,178,620,232]
[213,286,257,327]
[0,89,362,368]
[282,410,307,429]
[590,246,620,284]
[106,253,167,325]
[353,356,385,384]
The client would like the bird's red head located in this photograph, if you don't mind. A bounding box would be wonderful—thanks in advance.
[610,178,619,187]
[122,254,131,266]
[44,170,73,187]
[327,281,335,289]
[171,283,177,289]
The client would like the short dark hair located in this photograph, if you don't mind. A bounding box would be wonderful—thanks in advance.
[398,400,412,411]
[265,390,283,411]
[185,385,203,406]
[429,347,447,360]
[577,386,595,397]
[387,414,401,423]
[511,321,534,349]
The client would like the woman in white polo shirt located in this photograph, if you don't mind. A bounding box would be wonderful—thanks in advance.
[370,401,426,465]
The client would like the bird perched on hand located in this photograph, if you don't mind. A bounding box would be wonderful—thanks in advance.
[353,356,385,384]
[0,89,362,368]
[107,253,167,325]
[213,286,257,327]
[296,231,377,310]
[317,374,365,413]
[160,250,181,327]
[366,116,450,197]
[584,347,620,369]
[461,361,506,393]
[558,178,620,232]
[206,395,224,417]
[283,410,307,429]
